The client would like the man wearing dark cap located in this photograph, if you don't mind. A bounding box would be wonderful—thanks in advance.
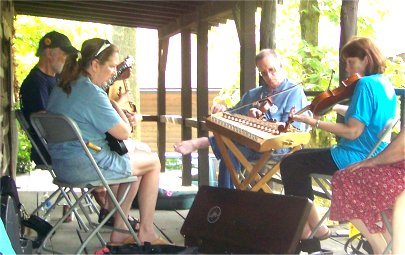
[19,31,77,165]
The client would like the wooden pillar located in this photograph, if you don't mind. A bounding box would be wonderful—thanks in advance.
[181,29,193,186]
[196,19,210,186]
[1,0,16,178]
[239,1,256,96]
[157,38,169,171]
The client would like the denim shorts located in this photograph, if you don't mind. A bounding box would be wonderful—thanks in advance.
[52,151,132,184]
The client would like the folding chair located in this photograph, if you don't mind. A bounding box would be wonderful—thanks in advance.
[240,145,304,193]
[30,112,140,254]
[16,109,96,226]
[309,117,399,239]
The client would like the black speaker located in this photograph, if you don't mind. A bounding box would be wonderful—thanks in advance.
[181,186,312,254]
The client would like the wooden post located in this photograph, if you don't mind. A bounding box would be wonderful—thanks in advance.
[239,1,256,96]
[157,38,169,171]
[181,28,193,186]
[196,19,210,186]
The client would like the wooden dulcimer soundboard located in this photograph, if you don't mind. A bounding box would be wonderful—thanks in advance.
[205,112,311,192]
[205,112,311,153]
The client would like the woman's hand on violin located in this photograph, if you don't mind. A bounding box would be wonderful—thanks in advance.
[288,106,315,124]
[248,108,263,118]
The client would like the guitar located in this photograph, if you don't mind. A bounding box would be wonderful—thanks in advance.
[103,55,134,90]
[104,55,134,155]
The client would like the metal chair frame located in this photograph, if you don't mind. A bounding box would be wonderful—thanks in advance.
[16,109,96,226]
[30,112,140,254]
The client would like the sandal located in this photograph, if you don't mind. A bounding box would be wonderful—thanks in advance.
[107,236,137,248]
[150,236,172,245]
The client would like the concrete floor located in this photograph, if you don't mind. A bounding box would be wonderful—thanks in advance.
[15,169,351,254]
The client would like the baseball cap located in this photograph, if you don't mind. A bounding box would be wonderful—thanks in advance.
[36,31,78,57]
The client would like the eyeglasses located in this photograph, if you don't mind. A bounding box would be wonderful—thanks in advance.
[258,67,277,77]
[94,40,111,58]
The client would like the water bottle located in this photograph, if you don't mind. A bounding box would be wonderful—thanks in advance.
[43,192,52,210]
[40,192,52,220]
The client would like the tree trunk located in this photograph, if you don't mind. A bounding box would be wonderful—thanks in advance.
[337,0,359,127]
[299,0,320,45]
[260,0,277,50]
[339,0,358,81]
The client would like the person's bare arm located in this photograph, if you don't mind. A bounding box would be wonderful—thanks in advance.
[108,100,131,140]
[292,112,365,140]
[346,129,405,171]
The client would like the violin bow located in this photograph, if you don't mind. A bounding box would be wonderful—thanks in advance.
[226,84,298,114]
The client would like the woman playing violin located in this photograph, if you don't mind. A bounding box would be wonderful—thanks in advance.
[279,37,397,241]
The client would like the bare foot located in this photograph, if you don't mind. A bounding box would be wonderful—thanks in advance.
[173,140,196,155]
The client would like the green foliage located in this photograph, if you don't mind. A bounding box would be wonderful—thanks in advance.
[165,158,182,170]
[212,82,240,108]
[14,15,112,86]
[385,57,405,88]
[287,40,339,91]
[16,123,34,174]
[319,0,341,24]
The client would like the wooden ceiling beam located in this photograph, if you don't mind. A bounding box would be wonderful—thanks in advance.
[158,1,238,39]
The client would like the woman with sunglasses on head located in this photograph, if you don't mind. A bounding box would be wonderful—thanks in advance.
[279,37,397,241]
[46,38,167,246]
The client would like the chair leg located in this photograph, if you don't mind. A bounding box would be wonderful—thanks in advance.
[381,212,392,254]
[31,189,62,216]
[75,182,139,254]
[38,187,102,254]
[69,189,105,245]
[58,187,91,232]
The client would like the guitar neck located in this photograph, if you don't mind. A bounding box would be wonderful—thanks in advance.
[103,55,134,90]
[106,67,126,87]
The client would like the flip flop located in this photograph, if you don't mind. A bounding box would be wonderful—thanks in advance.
[107,235,137,248]
[150,236,172,245]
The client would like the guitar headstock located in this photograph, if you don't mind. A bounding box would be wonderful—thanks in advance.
[122,55,134,69]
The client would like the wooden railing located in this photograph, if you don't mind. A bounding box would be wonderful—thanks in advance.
[141,88,405,186]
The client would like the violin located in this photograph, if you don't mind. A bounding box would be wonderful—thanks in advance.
[254,97,273,119]
[279,73,362,132]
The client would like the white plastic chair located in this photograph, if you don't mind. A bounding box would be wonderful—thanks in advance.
[30,112,140,254]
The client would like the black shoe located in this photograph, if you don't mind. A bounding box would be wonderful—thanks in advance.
[98,208,109,224]
[98,208,140,232]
